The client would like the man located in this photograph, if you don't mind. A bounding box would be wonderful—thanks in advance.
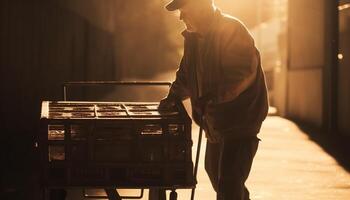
[159,0,269,199]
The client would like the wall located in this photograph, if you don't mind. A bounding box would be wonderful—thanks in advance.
[0,0,119,132]
[0,1,118,197]
[286,0,325,127]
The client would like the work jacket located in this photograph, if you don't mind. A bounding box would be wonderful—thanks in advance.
[168,10,269,142]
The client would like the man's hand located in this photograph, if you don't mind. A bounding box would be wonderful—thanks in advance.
[197,93,215,112]
[158,96,177,111]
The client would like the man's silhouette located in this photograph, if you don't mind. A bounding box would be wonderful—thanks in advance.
[159,0,269,199]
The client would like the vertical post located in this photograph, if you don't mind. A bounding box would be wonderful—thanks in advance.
[323,0,339,134]
[63,85,67,101]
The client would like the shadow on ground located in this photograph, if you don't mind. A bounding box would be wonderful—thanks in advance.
[293,120,350,172]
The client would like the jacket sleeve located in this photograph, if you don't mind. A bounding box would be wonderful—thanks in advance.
[216,21,258,104]
[167,57,191,101]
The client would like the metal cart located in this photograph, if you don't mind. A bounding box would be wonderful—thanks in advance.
[39,81,204,200]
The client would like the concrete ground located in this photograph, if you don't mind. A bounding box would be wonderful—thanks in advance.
[178,115,350,200]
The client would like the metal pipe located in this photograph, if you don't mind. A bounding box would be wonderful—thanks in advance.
[63,81,172,86]
[62,81,172,101]
[191,115,204,200]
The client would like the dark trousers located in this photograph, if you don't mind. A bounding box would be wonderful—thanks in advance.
[205,136,259,200]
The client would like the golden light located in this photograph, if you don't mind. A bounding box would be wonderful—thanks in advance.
[338,3,350,11]
[275,60,282,67]
[338,53,344,60]
[260,22,268,29]
[173,9,181,18]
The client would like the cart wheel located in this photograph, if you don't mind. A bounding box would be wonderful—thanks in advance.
[170,190,177,200]
[49,189,67,200]
[148,188,166,200]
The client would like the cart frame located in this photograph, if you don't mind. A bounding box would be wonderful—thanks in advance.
[40,81,203,200]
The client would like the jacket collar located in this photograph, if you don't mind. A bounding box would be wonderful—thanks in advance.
[181,9,222,39]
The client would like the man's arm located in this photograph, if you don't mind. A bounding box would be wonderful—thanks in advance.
[168,57,191,100]
[216,20,258,104]
[159,57,190,110]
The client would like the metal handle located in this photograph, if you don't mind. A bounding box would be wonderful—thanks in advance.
[62,81,172,101]
[191,115,204,200]
[82,188,144,199]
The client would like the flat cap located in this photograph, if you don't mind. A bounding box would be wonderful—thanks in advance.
[165,0,187,11]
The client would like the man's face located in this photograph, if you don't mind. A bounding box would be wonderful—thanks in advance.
[179,2,201,32]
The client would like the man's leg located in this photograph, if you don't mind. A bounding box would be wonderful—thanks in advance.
[217,137,259,200]
[205,136,259,200]
[204,141,220,192]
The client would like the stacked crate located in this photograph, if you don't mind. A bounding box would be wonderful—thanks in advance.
[40,101,193,188]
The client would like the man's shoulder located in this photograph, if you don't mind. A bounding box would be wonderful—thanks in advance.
[220,13,243,26]
[217,12,249,34]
